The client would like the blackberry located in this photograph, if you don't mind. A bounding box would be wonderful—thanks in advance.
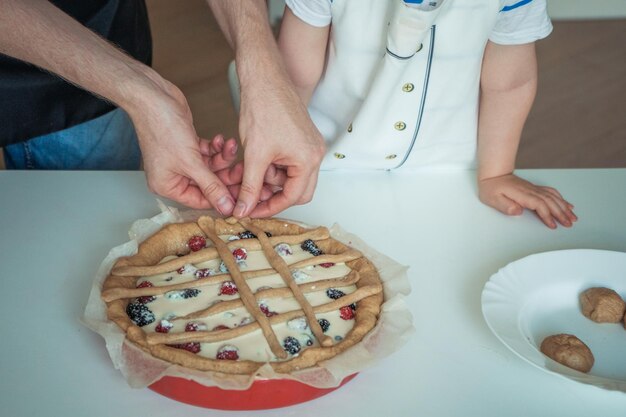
[301,239,323,256]
[326,288,346,300]
[181,289,201,299]
[239,230,272,239]
[126,302,155,327]
[238,230,256,239]
[283,336,301,355]
[318,318,330,333]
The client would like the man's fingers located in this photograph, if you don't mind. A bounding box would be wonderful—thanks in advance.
[233,155,273,218]
[186,163,236,216]
[249,172,310,218]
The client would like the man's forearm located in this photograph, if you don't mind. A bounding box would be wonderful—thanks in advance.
[0,0,163,116]
[206,0,297,109]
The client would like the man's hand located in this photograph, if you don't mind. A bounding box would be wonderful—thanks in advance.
[207,0,326,218]
[127,80,236,214]
[478,174,577,229]
[0,0,237,214]
[236,83,326,218]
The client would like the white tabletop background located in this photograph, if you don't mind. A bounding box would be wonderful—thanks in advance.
[1,169,625,416]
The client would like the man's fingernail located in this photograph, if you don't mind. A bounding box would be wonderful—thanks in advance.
[217,196,235,215]
[234,202,247,218]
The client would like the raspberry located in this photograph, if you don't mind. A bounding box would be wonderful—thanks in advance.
[326,288,346,300]
[318,318,330,332]
[126,302,155,327]
[136,281,156,304]
[187,235,206,252]
[319,262,335,268]
[283,336,301,355]
[177,266,185,274]
[274,243,293,256]
[216,345,239,360]
[155,320,173,333]
[340,306,355,320]
[194,268,215,278]
[232,248,247,261]
[185,322,208,332]
[219,281,238,296]
[212,325,230,331]
[301,239,323,256]
[259,303,277,317]
[170,342,201,354]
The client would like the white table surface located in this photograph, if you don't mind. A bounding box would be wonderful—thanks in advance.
[1,169,625,417]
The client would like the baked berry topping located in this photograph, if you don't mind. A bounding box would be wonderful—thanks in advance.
[239,231,272,239]
[212,325,230,331]
[170,342,201,354]
[318,318,331,333]
[319,262,335,268]
[326,288,346,300]
[301,239,323,256]
[165,289,201,300]
[136,281,156,304]
[216,345,239,360]
[187,235,206,252]
[238,231,256,239]
[259,303,277,317]
[283,336,301,355]
[274,243,293,256]
[350,303,357,311]
[219,281,238,296]
[340,306,355,320]
[126,302,155,327]
[194,268,216,278]
[304,335,314,346]
[185,322,208,332]
[232,248,247,260]
[155,320,173,333]
[287,317,308,330]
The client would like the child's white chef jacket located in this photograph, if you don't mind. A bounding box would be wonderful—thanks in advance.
[285,0,552,170]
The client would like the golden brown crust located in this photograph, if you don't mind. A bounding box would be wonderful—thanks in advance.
[102,216,384,375]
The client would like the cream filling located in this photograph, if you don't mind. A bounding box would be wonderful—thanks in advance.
[137,238,357,361]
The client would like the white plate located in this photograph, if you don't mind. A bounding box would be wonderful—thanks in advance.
[481,249,626,392]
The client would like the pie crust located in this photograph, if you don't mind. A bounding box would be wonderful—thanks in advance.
[102,216,384,375]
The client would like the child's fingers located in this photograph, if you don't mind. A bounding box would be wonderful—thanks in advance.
[486,192,524,216]
[541,187,577,221]
[209,140,238,171]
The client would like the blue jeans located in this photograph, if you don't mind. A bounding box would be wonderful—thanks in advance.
[3,108,141,170]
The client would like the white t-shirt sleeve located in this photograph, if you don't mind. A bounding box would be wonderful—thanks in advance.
[285,0,332,27]
[490,0,553,45]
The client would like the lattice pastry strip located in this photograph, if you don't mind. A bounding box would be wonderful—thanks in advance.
[103,215,384,375]
[240,218,334,347]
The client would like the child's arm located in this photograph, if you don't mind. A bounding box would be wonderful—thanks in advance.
[477,41,577,229]
[277,7,330,104]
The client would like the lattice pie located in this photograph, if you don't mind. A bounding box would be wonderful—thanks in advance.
[102,216,384,375]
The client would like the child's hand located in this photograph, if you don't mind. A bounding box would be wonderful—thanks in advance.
[200,134,288,204]
[199,134,239,172]
[478,174,577,229]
